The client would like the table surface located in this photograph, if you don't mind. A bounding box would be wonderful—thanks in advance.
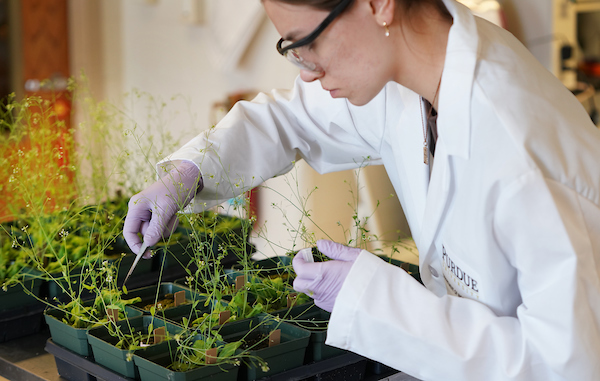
[0,330,61,381]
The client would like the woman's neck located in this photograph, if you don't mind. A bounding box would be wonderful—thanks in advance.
[392,6,452,109]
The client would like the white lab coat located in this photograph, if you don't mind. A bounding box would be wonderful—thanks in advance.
[163,0,600,379]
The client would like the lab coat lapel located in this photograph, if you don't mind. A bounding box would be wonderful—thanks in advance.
[397,94,431,246]
[418,0,478,278]
[419,147,451,252]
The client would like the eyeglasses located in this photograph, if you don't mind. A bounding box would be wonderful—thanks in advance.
[276,0,354,72]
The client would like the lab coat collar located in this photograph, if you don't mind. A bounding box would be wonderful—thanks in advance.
[437,0,479,160]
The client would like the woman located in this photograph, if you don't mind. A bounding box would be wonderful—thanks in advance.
[123,0,600,379]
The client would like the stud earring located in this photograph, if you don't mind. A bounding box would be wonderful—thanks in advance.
[383,21,390,37]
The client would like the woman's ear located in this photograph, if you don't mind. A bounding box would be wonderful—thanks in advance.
[368,0,396,25]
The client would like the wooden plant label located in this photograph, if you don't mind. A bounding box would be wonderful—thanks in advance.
[287,293,298,308]
[269,329,281,347]
[106,308,119,323]
[218,310,231,325]
[154,327,166,344]
[206,347,218,365]
[174,291,186,307]
[235,275,246,291]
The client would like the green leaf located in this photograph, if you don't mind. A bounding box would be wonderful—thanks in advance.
[219,341,241,359]
[150,305,156,316]
[147,323,154,335]
[122,285,128,295]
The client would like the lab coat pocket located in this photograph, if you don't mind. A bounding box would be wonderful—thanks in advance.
[441,245,485,302]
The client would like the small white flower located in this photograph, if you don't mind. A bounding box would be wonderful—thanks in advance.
[260,363,270,372]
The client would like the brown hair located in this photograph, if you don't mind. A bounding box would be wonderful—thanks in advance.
[269,0,452,21]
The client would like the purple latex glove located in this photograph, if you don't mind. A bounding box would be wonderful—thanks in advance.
[123,161,202,258]
[292,240,362,312]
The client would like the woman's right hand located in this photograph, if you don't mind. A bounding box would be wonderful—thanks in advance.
[123,161,202,258]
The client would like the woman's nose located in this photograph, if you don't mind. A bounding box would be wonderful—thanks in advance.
[300,69,324,82]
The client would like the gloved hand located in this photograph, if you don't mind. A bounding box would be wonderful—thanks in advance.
[292,240,362,312]
[123,161,203,258]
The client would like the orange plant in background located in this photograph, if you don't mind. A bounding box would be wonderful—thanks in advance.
[0,92,75,222]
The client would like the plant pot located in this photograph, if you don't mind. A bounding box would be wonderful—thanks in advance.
[147,226,193,274]
[42,265,88,302]
[87,315,183,379]
[218,314,310,380]
[44,302,142,357]
[133,336,240,381]
[127,283,205,316]
[271,303,346,363]
[0,273,43,312]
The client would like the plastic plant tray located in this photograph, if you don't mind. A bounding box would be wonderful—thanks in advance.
[0,302,45,343]
[45,339,133,381]
[46,338,408,381]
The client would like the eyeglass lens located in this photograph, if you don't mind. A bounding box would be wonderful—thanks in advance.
[281,42,318,71]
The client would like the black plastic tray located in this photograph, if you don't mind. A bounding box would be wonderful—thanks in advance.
[45,339,415,381]
[45,339,133,381]
[0,301,46,343]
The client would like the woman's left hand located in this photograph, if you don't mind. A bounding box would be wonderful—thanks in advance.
[292,240,361,312]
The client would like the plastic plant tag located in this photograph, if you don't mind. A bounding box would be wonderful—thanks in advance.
[154,327,166,344]
[287,293,298,308]
[269,329,281,347]
[299,248,314,263]
[219,310,231,325]
[106,308,119,323]
[235,275,246,291]
[206,347,218,364]
[174,290,186,307]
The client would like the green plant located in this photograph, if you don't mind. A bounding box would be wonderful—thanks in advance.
[54,260,140,328]
[170,336,241,371]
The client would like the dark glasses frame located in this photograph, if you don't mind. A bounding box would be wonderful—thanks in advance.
[276,0,355,56]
